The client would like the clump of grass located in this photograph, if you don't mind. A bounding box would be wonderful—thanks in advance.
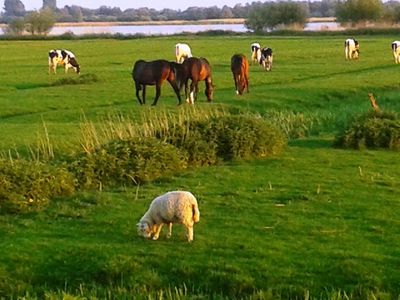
[264,110,337,139]
[51,73,100,86]
[335,110,400,150]
[71,137,187,190]
[0,158,76,213]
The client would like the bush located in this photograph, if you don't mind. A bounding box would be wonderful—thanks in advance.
[335,110,400,150]
[0,159,76,213]
[154,114,287,162]
[71,137,187,189]
[51,74,100,86]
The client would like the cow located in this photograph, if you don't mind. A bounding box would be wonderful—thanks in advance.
[48,49,80,74]
[344,38,359,60]
[250,42,261,64]
[260,47,273,71]
[230,54,249,96]
[175,43,193,64]
[392,41,400,64]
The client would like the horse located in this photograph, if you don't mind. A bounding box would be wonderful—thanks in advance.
[131,59,181,106]
[175,57,213,104]
[230,54,249,95]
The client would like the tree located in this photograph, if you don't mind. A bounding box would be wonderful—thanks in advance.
[3,0,25,17]
[42,0,56,10]
[336,0,383,24]
[25,8,55,35]
[245,2,308,32]
[4,17,25,35]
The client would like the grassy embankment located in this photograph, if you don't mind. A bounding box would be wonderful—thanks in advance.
[0,35,399,299]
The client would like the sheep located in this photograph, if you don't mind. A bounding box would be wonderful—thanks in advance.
[137,191,200,242]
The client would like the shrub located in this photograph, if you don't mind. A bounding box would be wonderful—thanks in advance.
[71,137,187,189]
[0,159,76,213]
[154,114,287,162]
[335,110,400,150]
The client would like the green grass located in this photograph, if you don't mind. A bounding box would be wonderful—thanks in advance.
[0,35,400,298]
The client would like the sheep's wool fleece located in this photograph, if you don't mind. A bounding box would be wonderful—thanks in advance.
[145,191,199,224]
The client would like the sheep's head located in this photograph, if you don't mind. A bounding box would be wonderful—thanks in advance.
[137,221,152,238]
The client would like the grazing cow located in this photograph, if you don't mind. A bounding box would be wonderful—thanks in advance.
[260,47,273,71]
[131,59,181,106]
[48,49,80,74]
[230,54,249,95]
[175,43,193,64]
[344,38,359,60]
[250,42,261,64]
[392,41,400,64]
[174,57,213,104]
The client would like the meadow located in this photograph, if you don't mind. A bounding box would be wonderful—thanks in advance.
[0,34,400,299]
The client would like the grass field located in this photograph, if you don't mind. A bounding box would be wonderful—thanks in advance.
[0,35,400,299]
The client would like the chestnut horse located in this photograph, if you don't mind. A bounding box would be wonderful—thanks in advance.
[230,54,249,95]
[132,59,181,106]
[175,57,213,104]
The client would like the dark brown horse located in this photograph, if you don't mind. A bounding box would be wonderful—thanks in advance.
[175,57,213,104]
[132,59,181,106]
[230,54,249,95]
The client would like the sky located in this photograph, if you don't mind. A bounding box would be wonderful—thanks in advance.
[19,0,250,11]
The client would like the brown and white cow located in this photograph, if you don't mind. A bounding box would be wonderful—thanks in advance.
[344,38,359,60]
[392,41,400,64]
[48,49,80,74]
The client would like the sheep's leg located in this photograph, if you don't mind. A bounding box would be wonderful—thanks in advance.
[167,223,173,238]
[186,226,194,242]
[152,224,163,240]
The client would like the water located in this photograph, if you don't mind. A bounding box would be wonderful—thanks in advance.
[0,22,342,36]
[49,23,249,36]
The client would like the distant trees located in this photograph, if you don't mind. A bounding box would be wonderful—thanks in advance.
[24,8,55,35]
[42,0,56,10]
[3,0,25,17]
[4,8,55,35]
[245,2,308,32]
[336,0,383,24]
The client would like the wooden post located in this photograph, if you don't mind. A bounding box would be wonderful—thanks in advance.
[368,93,380,112]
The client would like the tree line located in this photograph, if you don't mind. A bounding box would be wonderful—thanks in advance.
[2,0,400,35]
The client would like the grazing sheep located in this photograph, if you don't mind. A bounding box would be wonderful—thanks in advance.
[137,191,200,242]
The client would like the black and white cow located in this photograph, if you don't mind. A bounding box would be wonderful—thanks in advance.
[48,49,80,74]
[344,38,359,60]
[259,47,273,71]
[392,41,400,64]
[250,42,261,64]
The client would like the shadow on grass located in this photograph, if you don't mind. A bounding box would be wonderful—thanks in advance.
[14,83,49,90]
[289,138,333,149]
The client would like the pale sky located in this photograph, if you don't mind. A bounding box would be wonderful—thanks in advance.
[19,0,251,11]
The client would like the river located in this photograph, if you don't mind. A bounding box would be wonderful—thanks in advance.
[0,21,343,36]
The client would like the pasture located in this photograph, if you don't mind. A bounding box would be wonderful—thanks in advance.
[0,35,400,299]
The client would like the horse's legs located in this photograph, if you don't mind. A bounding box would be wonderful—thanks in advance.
[169,79,182,105]
[189,80,197,104]
[142,85,146,104]
[233,74,239,94]
[135,82,143,105]
[152,83,162,106]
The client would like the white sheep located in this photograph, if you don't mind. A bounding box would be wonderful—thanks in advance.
[137,191,200,242]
